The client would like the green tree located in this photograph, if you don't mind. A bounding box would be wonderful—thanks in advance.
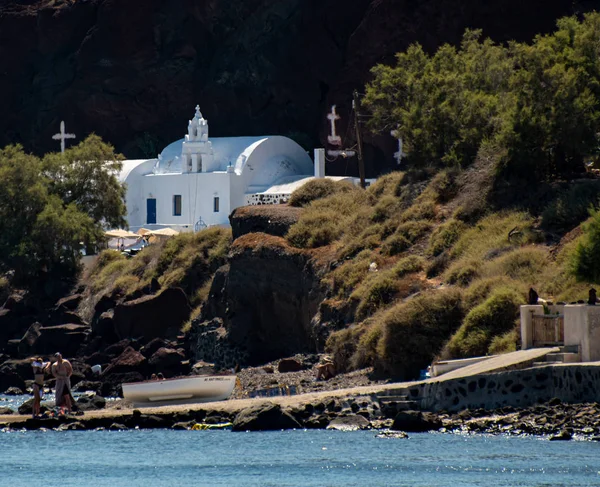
[43,134,126,229]
[0,136,127,282]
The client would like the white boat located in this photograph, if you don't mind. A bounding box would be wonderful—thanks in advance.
[122,375,237,407]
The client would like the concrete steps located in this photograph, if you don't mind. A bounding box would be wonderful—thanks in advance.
[376,388,420,412]
[532,345,580,366]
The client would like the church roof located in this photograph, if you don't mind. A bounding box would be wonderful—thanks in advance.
[156,136,270,175]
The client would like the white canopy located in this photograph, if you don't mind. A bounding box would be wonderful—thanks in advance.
[150,228,180,237]
[105,229,139,239]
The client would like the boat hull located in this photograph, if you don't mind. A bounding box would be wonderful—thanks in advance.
[122,375,236,407]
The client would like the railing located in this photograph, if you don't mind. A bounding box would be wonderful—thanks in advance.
[532,314,564,346]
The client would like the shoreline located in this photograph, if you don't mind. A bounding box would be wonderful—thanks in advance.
[2,379,599,441]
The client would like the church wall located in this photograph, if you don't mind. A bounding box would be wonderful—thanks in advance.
[138,172,232,230]
[121,159,158,231]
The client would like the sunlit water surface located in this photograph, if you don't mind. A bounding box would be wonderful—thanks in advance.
[2,427,599,487]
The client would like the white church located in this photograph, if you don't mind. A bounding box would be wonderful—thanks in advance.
[119,105,350,232]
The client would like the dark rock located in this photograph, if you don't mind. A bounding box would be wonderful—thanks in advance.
[232,402,301,431]
[548,397,562,407]
[18,322,42,355]
[262,366,275,374]
[391,411,442,433]
[549,430,572,441]
[277,358,303,373]
[230,206,303,239]
[304,414,330,429]
[109,423,128,431]
[102,347,147,376]
[62,421,86,431]
[191,361,215,375]
[130,414,169,429]
[72,380,102,393]
[172,421,194,430]
[76,394,106,411]
[376,430,409,439]
[326,414,370,431]
[54,294,82,312]
[0,406,14,415]
[140,338,169,359]
[29,324,89,357]
[4,386,23,395]
[18,398,50,415]
[94,310,117,342]
[148,347,187,377]
[113,288,191,341]
[104,339,133,357]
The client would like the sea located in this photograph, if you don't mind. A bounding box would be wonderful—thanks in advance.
[2,395,600,487]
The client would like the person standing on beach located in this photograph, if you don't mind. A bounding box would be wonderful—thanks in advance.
[31,357,49,418]
[51,353,73,413]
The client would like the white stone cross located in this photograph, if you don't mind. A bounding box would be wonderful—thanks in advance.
[327,105,342,146]
[391,129,405,165]
[52,121,76,153]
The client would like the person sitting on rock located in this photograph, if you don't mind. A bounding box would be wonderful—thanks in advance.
[157,373,165,380]
[315,357,336,381]
[31,357,49,418]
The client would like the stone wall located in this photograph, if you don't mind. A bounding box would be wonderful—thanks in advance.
[245,193,289,206]
[410,364,600,413]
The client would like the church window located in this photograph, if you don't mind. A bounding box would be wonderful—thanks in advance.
[213,197,220,213]
[173,195,182,216]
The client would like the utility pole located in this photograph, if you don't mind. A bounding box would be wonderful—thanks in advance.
[352,90,366,189]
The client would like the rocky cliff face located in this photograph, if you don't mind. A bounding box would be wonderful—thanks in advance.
[202,231,327,365]
[0,0,590,175]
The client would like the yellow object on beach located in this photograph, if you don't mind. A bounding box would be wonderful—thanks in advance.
[191,422,233,430]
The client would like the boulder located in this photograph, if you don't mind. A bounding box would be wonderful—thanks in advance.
[54,294,82,312]
[0,406,14,415]
[29,324,89,357]
[549,429,573,441]
[18,398,50,415]
[104,339,134,358]
[94,310,117,342]
[230,206,303,239]
[4,386,23,395]
[191,361,215,375]
[72,380,102,393]
[113,288,191,341]
[232,402,301,431]
[76,393,106,411]
[140,338,169,359]
[109,423,128,431]
[391,411,442,433]
[148,347,187,376]
[326,414,371,431]
[18,322,42,355]
[278,358,303,373]
[102,347,147,376]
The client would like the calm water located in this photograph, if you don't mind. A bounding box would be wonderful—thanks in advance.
[1,428,599,487]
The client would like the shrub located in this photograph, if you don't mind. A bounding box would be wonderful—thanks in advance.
[366,172,406,199]
[392,256,424,277]
[396,220,432,242]
[371,195,401,223]
[571,208,600,283]
[488,328,519,355]
[288,179,354,207]
[441,287,523,359]
[375,288,464,379]
[428,219,466,256]
[428,169,459,203]
[353,272,400,319]
[287,189,368,248]
[425,252,450,278]
[400,200,436,222]
[112,275,140,296]
[444,259,481,286]
[463,276,525,310]
[330,250,379,298]
[381,234,411,256]
[542,181,600,232]
[481,247,548,283]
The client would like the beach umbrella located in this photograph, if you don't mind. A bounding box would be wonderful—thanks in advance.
[136,228,152,236]
[105,229,139,239]
[150,228,180,237]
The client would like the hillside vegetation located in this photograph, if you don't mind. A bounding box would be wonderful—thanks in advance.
[282,13,600,380]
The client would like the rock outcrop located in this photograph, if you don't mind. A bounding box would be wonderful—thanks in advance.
[203,233,327,365]
[232,402,301,431]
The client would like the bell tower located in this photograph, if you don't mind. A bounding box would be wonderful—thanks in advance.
[182,105,214,173]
